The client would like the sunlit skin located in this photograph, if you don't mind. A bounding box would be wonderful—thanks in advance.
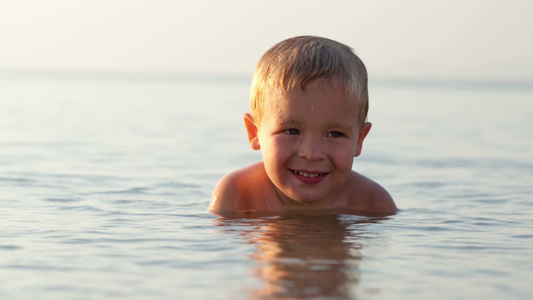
[209,78,397,216]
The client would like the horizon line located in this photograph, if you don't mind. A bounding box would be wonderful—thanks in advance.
[1,68,532,91]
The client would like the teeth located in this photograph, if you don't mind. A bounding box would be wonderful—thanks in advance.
[294,170,323,177]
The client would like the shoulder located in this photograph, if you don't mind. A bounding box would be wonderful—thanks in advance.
[347,172,397,215]
[208,163,266,215]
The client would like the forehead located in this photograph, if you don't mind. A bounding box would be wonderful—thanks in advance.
[264,79,358,125]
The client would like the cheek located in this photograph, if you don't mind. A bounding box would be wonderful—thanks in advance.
[260,137,288,163]
[333,147,356,167]
[340,153,354,165]
[264,135,290,152]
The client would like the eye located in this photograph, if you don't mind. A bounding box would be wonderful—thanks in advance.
[328,131,343,138]
[284,128,300,135]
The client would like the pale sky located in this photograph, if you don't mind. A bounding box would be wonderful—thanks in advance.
[1,0,532,81]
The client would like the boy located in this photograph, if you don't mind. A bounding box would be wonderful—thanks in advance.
[209,36,397,216]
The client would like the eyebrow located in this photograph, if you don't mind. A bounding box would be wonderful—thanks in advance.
[277,118,298,126]
[329,122,354,131]
[278,119,354,130]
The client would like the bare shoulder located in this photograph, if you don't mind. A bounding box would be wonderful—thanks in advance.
[208,162,266,215]
[347,172,397,215]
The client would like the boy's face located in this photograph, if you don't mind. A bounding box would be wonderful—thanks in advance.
[245,78,371,207]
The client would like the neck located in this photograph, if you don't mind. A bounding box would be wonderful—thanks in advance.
[272,186,334,210]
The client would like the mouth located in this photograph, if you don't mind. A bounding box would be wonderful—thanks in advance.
[292,170,326,178]
[290,169,328,185]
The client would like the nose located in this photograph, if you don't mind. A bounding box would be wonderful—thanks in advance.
[297,137,325,161]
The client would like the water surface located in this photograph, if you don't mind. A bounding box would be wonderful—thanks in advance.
[1,76,532,299]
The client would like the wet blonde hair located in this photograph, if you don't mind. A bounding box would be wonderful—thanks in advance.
[250,36,369,127]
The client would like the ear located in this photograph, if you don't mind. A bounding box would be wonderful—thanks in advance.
[354,122,372,157]
[244,113,261,150]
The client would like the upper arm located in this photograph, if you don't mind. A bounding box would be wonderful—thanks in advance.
[208,171,247,215]
[368,183,397,214]
[351,173,397,215]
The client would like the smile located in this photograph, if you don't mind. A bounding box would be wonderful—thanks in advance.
[290,169,328,185]
[292,170,325,178]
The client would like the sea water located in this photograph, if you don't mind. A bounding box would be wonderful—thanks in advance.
[1,74,532,299]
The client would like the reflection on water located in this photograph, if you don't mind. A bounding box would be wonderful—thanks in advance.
[215,215,387,299]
